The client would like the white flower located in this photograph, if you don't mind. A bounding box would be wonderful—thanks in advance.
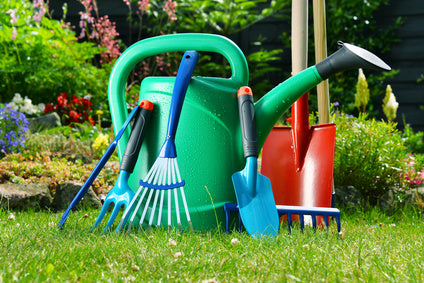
[386,92,399,110]
[174,252,182,258]
[168,239,177,246]
[12,93,23,104]
[22,103,35,115]
[37,103,45,112]
[8,213,15,221]
[8,102,18,111]
[231,238,239,246]
[23,96,32,105]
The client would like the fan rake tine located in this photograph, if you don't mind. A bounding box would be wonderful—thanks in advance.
[148,159,168,226]
[169,159,182,231]
[174,159,193,231]
[117,159,159,232]
[137,161,163,230]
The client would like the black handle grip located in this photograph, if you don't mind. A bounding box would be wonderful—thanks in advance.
[120,100,154,173]
[237,86,258,158]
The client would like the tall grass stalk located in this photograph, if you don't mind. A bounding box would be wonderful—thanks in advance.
[0,208,423,281]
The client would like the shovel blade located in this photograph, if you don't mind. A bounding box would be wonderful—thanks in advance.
[261,124,336,225]
[232,168,279,238]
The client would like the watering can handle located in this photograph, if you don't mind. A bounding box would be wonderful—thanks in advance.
[108,33,249,157]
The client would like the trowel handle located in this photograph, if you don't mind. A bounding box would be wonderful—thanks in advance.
[237,86,258,158]
[120,100,154,173]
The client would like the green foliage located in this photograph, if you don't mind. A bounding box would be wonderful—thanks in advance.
[333,113,406,203]
[402,123,424,154]
[0,0,108,107]
[322,0,403,116]
[247,48,283,98]
[178,0,289,35]
[176,0,290,95]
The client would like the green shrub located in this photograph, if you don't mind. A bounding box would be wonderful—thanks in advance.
[333,113,406,203]
[0,0,108,107]
[319,0,402,116]
[176,0,289,96]
[402,123,424,154]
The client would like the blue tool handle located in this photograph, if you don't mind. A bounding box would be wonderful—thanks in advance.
[166,50,199,140]
[237,86,258,158]
[159,51,199,158]
[58,105,140,228]
[120,100,154,173]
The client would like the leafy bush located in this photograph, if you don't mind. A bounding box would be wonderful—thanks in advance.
[402,123,424,154]
[333,113,407,203]
[320,0,402,116]
[0,105,29,155]
[0,0,108,108]
[175,0,289,96]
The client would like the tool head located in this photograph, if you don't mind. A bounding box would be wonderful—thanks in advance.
[232,157,279,238]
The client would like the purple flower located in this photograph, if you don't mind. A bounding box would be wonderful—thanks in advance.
[0,106,29,154]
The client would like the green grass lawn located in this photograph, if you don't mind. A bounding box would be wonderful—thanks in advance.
[1,208,423,282]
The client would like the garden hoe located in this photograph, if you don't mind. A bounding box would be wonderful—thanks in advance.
[58,101,151,229]
[92,100,153,232]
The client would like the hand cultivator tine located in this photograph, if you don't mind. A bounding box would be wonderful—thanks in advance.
[104,203,124,232]
[92,199,112,230]
[117,160,158,233]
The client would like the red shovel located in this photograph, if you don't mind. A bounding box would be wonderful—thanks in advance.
[261,95,336,215]
[261,0,335,224]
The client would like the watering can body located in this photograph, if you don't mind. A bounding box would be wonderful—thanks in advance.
[108,34,390,230]
[109,34,254,230]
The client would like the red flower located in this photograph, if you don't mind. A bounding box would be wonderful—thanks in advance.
[82,98,92,110]
[57,93,68,108]
[69,110,77,118]
[44,103,54,113]
[69,110,82,123]
[47,93,95,126]
[71,94,80,105]
[89,116,95,126]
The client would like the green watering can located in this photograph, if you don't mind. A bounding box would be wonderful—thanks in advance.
[108,33,390,231]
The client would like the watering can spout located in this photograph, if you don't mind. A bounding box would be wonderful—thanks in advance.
[255,42,391,147]
[315,41,391,80]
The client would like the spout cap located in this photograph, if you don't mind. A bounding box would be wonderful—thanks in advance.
[316,41,391,80]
